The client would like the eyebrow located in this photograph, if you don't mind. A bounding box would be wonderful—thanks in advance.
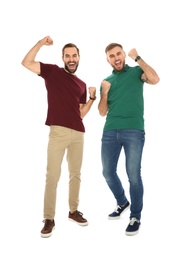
[65,53,78,57]
[109,51,122,58]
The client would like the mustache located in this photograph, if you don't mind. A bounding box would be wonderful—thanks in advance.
[64,63,79,73]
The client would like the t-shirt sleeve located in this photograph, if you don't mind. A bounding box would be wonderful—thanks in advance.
[39,62,53,79]
[80,85,87,104]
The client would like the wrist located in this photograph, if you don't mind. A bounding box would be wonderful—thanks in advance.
[89,96,96,100]
[135,55,141,62]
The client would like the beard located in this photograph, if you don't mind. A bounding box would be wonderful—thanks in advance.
[64,63,79,74]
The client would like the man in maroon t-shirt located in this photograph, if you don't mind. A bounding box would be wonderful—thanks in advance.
[21,36,96,238]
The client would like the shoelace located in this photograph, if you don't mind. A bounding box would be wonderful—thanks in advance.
[42,219,54,229]
[75,211,86,220]
[114,205,122,213]
[129,217,139,226]
[76,210,83,215]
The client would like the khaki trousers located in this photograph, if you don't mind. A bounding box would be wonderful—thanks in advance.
[43,126,84,219]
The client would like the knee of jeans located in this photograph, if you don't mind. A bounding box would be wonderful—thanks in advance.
[102,169,111,180]
[129,175,142,185]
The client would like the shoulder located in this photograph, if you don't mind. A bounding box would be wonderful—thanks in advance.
[40,62,60,70]
[40,63,63,78]
[74,75,86,86]
[127,65,143,76]
[104,73,115,82]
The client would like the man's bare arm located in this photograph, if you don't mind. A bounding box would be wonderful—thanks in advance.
[21,36,53,74]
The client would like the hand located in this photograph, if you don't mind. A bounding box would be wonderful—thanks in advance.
[39,36,53,46]
[101,80,111,94]
[128,48,138,60]
[88,87,96,98]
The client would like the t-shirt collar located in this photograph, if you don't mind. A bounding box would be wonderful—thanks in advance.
[112,64,129,74]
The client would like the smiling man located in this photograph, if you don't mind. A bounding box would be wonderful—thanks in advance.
[21,36,96,238]
[98,43,160,236]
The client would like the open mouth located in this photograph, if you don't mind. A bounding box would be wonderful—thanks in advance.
[68,62,76,69]
[115,61,121,67]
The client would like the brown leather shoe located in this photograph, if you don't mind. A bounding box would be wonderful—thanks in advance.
[40,219,55,238]
[68,210,88,226]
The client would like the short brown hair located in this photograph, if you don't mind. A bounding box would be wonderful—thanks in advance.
[105,43,123,53]
[62,43,80,56]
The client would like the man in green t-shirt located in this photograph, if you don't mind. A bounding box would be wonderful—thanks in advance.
[98,43,160,236]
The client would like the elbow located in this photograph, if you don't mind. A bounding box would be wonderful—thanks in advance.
[101,112,107,117]
[153,75,160,85]
[98,103,108,116]
[21,59,28,68]
[98,110,107,117]
[21,60,25,67]
[148,75,160,85]
[80,111,84,119]
[155,76,160,84]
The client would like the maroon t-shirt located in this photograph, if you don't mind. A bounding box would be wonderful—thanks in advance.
[39,62,86,132]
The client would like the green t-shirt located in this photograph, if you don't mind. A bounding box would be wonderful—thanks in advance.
[101,64,144,131]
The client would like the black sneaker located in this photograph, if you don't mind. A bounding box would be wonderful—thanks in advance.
[40,219,55,238]
[125,218,141,236]
[108,201,130,219]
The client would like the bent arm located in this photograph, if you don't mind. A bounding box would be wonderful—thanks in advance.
[138,58,160,85]
[80,99,95,119]
[128,48,160,85]
[21,43,41,74]
[98,80,111,116]
[21,36,53,75]
[98,93,108,117]
[80,86,96,118]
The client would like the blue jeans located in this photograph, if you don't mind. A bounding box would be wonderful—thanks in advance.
[101,129,145,220]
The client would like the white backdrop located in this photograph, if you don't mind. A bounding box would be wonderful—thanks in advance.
[1,0,183,259]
